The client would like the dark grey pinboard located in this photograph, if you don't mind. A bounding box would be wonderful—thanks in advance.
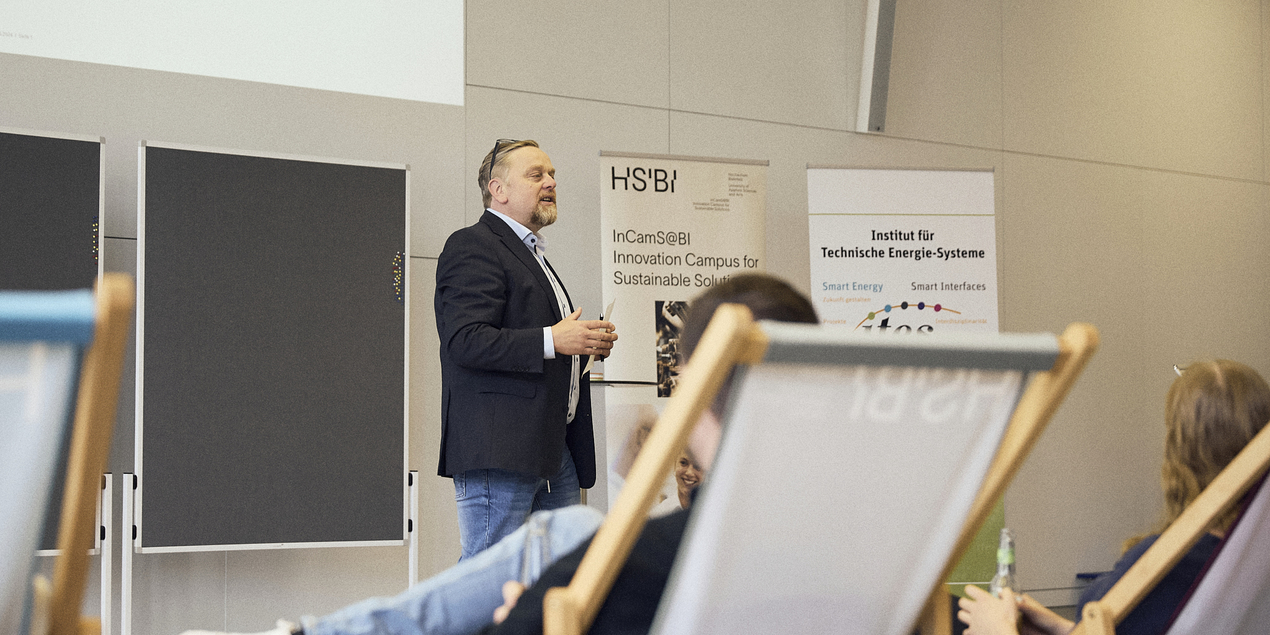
[0,130,100,290]
[0,129,103,552]
[140,144,406,549]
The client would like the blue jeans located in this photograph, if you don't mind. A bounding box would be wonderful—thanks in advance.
[454,449,581,561]
[303,505,603,635]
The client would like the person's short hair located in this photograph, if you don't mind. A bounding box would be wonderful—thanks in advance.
[679,273,818,363]
[1163,359,1270,533]
[678,273,819,414]
[478,139,540,208]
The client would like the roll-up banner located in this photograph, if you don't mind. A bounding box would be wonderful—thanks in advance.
[599,152,766,510]
[806,165,1003,591]
[807,167,998,334]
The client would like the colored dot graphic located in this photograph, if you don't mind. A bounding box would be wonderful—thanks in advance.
[392,251,405,305]
[856,301,961,330]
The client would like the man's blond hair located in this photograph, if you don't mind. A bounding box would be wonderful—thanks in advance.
[478,139,539,208]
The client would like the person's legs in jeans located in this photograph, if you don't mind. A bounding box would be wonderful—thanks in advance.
[454,449,581,561]
[303,505,603,635]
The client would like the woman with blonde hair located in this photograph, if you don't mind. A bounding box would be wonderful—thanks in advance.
[958,360,1270,635]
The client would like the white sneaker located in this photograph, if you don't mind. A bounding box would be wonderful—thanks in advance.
[179,619,299,635]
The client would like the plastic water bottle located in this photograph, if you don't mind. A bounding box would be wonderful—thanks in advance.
[990,528,1018,598]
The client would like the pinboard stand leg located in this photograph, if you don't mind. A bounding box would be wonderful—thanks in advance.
[100,473,113,635]
[408,470,418,587]
[120,474,134,635]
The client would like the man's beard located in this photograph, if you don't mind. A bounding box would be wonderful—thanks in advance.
[532,201,557,228]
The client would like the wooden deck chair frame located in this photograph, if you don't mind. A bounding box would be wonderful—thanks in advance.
[541,304,1098,635]
[30,273,134,635]
[1070,419,1270,635]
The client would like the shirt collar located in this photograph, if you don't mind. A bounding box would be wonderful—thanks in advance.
[488,208,545,254]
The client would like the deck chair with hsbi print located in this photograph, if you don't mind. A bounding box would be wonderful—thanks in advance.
[540,303,1098,635]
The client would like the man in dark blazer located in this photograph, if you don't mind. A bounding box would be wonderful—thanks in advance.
[435,139,618,560]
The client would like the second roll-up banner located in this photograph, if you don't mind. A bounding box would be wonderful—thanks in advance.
[598,152,766,510]
[805,165,1005,594]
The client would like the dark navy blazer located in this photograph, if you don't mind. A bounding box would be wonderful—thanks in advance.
[434,211,595,487]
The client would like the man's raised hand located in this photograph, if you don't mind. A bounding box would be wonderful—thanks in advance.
[552,308,618,357]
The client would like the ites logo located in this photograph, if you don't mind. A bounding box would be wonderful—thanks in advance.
[853,300,963,333]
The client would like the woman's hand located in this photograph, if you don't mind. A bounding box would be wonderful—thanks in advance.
[958,585,1021,635]
[957,585,1076,635]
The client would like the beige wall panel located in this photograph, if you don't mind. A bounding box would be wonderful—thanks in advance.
[409,258,464,578]
[130,551,233,634]
[1000,153,1270,601]
[225,546,408,630]
[668,0,861,130]
[886,0,1002,148]
[670,112,1004,291]
[1134,174,1270,368]
[1000,153,1159,600]
[102,237,139,474]
[133,546,407,634]
[1002,2,1263,180]
[466,0,670,108]
[465,86,671,316]
[0,53,465,259]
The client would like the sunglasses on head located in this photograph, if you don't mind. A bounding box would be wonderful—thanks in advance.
[487,138,519,184]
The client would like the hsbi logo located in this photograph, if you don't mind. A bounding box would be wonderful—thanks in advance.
[610,166,677,193]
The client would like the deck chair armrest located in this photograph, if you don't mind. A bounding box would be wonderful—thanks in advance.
[1076,601,1115,635]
